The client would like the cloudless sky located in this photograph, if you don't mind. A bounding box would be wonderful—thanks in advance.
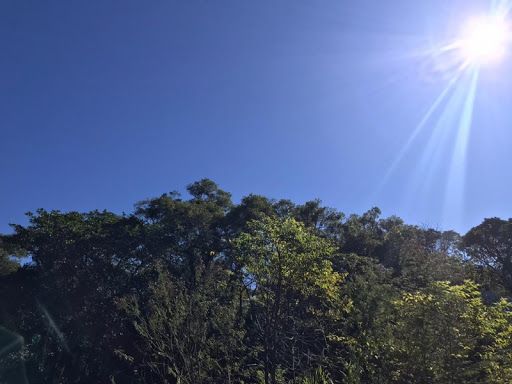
[1,0,511,234]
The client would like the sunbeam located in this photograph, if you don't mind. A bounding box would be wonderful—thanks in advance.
[378,3,511,227]
[0,326,28,384]
[443,67,480,228]
[402,69,475,213]
[491,0,512,18]
[37,301,70,353]
[378,66,465,192]
[0,327,23,357]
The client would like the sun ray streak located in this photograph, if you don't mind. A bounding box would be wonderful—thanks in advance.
[442,67,480,228]
[492,0,512,17]
[374,5,509,228]
[0,327,23,357]
[377,63,466,193]
[38,301,70,352]
[0,326,29,384]
[401,71,472,214]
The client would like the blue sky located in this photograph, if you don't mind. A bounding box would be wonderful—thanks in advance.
[1,0,511,234]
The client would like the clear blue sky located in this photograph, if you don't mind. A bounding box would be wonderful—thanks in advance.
[1,0,511,234]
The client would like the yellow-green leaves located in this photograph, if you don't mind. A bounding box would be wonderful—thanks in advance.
[388,280,512,383]
[232,216,347,383]
[233,216,343,305]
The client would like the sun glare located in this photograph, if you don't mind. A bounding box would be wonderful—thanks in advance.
[458,16,511,65]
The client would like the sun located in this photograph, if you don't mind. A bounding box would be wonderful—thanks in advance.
[458,16,511,65]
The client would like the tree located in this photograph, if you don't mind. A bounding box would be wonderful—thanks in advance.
[332,253,395,383]
[2,180,512,383]
[134,180,231,285]
[340,208,386,258]
[379,225,466,289]
[118,263,245,384]
[463,218,512,294]
[385,280,512,383]
[1,209,145,383]
[233,216,347,384]
[187,178,232,209]
[0,238,20,276]
[292,200,345,242]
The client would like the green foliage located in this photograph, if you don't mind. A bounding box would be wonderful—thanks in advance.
[234,216,343,303]
[299,367,333,384]
[385,280,512,383]
[0,249,18,277]
[463,217,512,294]
[233,217,348,384]
[118,264,245,384]
[1,179,512,383]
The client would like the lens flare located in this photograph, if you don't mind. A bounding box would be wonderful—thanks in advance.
[457,16,510,64]
[378,8,511,227]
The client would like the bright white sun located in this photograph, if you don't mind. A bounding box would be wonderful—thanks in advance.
[458,16,511,64]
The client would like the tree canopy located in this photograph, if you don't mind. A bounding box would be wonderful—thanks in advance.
[1,179,512,383]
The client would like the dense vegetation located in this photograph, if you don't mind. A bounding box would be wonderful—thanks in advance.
[1,179,512,384]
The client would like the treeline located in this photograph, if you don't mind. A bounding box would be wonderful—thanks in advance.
[1,179,512,384]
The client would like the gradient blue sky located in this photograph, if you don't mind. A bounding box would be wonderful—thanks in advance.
[1,0,511,234]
